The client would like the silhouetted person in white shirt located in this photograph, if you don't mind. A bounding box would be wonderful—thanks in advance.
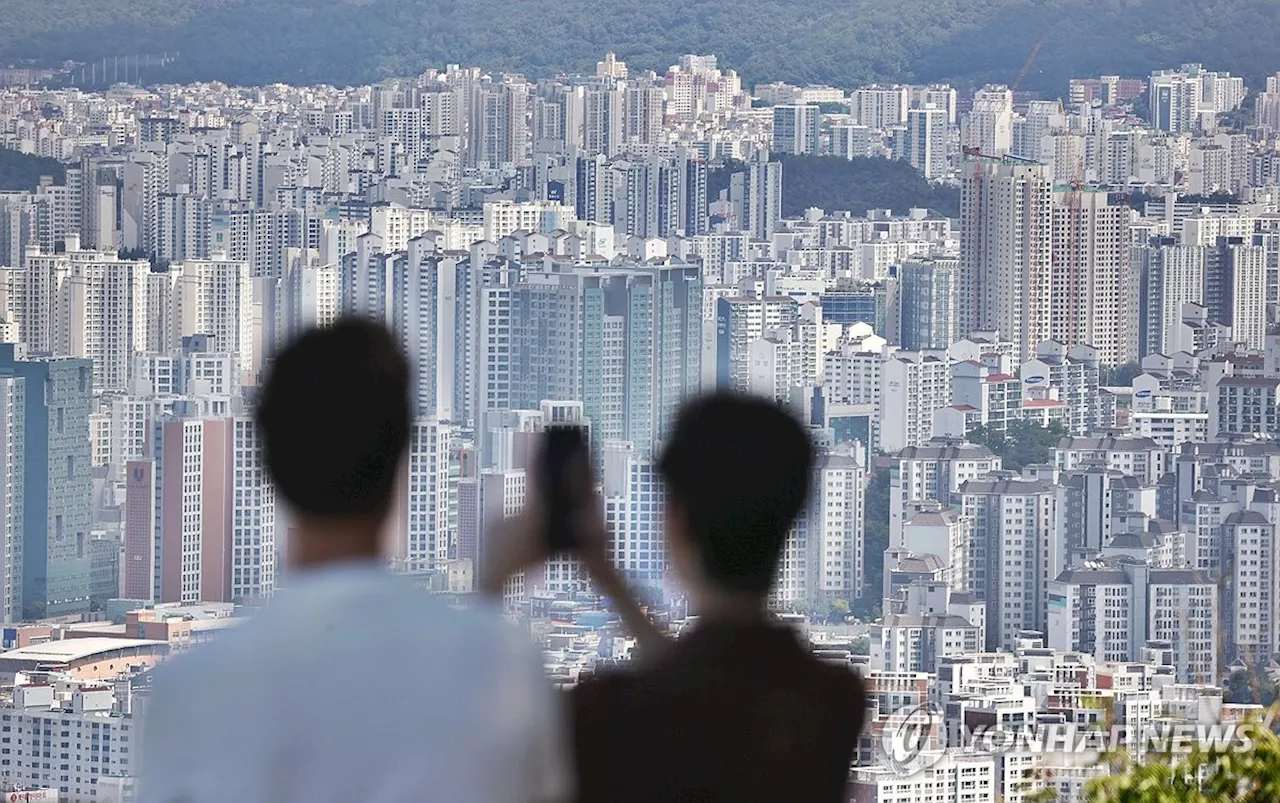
[138,318,570,803]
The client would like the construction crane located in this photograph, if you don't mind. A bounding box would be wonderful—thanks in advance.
[1010,38,1045,95]
[960,37,1044,163]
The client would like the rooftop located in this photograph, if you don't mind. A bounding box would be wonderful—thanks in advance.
[0,637,168,664]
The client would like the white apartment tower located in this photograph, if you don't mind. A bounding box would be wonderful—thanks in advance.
[891,441,1002,547]
[392,242,462,420]
[1223,510,1279,664]
[960,477,1057,652]
[771,104,821,156]
[963,85,1014,156]
[169,253,254,379]
[0,376,21,622]
[812,449,867,602]
[880,351,951,453]
[716,295,799,392]
[906,104,949,180]
[960,157,1054,361]
[849,85,910,130]
[1048,560,1218,684]
[281,258,338,343]
[23,238,151,393]
[231,417,275,603]
[747,329,803,410]
[398,419,455,574]
[729,152,782,240]
[1049,189,1135,365]
[601,441,666,593]
[624,81,665,146]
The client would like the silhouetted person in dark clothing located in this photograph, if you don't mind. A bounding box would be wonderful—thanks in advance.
[571,393,867,803]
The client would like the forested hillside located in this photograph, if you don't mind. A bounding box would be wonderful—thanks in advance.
[0,148,65,191]
[708,156,961,218]
[1,0,1279,93]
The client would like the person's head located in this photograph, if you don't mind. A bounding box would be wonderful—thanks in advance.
[657,392,814,601]
[256,317,411,558]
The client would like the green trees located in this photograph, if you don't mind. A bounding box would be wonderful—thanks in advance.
[1100,362,1143,388]
[2,1,1280,94]
[0,148,64,191]
[707,155,960,219]
[776,155,960,218]
[1082,709,1280,802]
[1224,662,1279,707]
[854,467,891,619]
[968,420,1067,472]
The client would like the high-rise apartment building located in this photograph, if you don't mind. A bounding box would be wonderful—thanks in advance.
[906,104,949,179]
[1204,235,1267,350]
[960,157,1053,361]
[1149,69,1202,135]
[0,345,93,619]
[147,414,230,603]
[963,86,1014,156]
[959,477,1057,652]
[168,253,254,379]
[481,199,576,241]
[912,84,958,124]
[22,238,150,393]
[880,351,951,453]
[583,83,625,158]
[849,85,910,130]
[1048,560,1217,684]
[1021,341,1102,436]
[812,448,867,602]
[396,419,455,573]
[280,258,338,345]
[1136,238,1207,358]
[890,441,1001,548]
[1049,189,1135,365]
[478,263,702,460]
[140,408,273,605]
[0,376,21,621]
[470,74,531,168]
[601,441,666,593]
[623,81,664,147]
[771,104,821,156]
[898,259,957,351]
[390,243,465,420]
[1149,64,1245,134]
[2,680,143,800]
[729,152,782,240]
[230,417,274,603]
[716,295,799,393]
[616,157,680,239]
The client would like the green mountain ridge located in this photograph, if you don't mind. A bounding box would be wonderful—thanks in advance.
[1,0,1278,93]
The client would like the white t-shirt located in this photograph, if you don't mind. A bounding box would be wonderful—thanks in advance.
[136,562,571,803]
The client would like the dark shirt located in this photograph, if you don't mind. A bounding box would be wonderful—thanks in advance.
[571,622,866,803]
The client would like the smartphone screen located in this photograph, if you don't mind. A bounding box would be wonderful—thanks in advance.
[541,426,590,552]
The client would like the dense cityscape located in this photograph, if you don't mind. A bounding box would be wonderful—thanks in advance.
[0,48,1275,802]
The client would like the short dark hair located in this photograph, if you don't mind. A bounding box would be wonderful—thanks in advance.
[658,392,814,595]
[256,318,411,518]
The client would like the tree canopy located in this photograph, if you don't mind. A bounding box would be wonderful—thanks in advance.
[1082,707,1280,802]
[968,420,1066,472]
[2,0,1280,94]
[1100,361,1143,388]
[854,466,891,619]
[708,155,961,220]
[0,148,64,191]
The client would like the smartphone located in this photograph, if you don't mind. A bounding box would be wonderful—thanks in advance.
[539,425,591,552]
